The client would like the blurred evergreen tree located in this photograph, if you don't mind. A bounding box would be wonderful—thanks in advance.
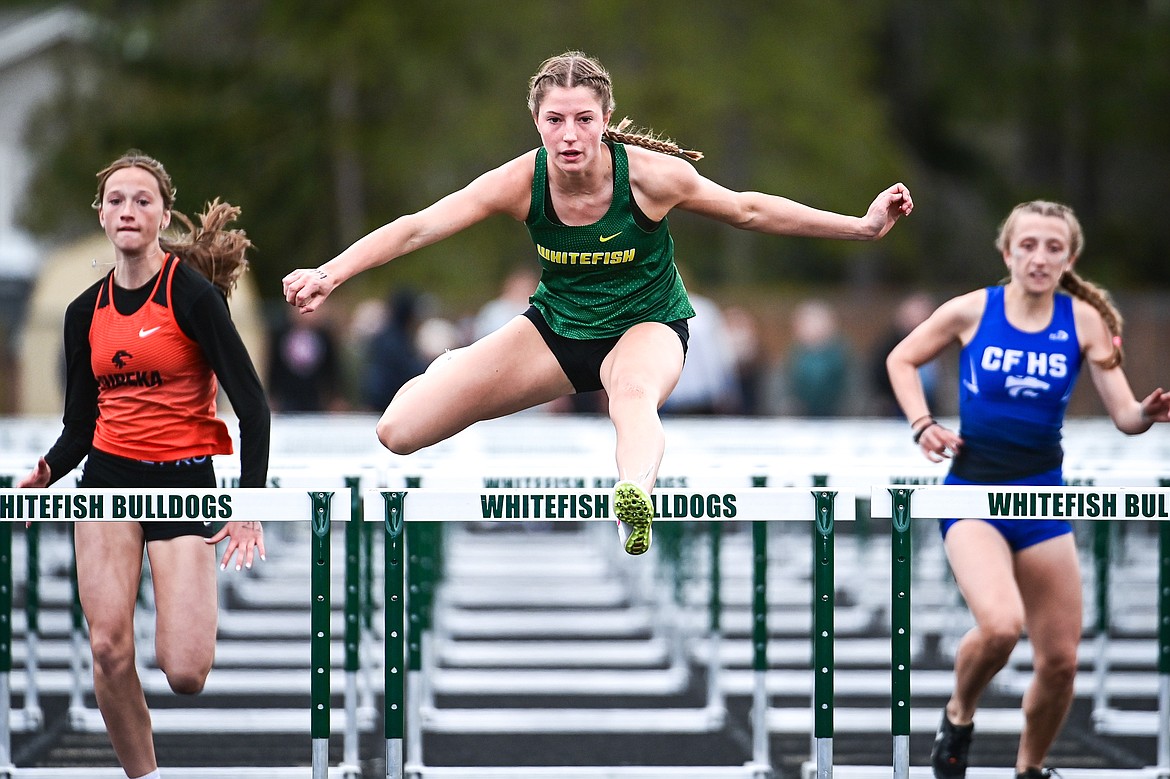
[17,0,1170,305]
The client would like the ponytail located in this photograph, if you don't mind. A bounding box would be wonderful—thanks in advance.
[162,198,252,298]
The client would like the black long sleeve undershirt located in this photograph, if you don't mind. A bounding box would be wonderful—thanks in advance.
[44,263,270,487]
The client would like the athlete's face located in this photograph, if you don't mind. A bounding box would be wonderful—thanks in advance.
[97,166,171,256]
[1003,213,1074,295]
[533,85,612,173]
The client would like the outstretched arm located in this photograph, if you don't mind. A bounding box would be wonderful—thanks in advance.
[283,152,535,313]
[629,147,913,239]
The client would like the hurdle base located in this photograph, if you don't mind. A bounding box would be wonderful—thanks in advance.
[403,762,773,778]
[419,705,726,733]
[1092,706,1163,736]
[814,770,1169,779]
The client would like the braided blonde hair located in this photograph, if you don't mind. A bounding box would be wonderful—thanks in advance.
[527,51,703,161]
[94,150,251,298]
[996,200,1123,369]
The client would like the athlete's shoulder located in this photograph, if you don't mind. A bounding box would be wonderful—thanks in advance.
[624,143,695,176]
[171,257,218,291]
[1069,293,1109,342]
[461,150,537,213]
[170,258,231,323]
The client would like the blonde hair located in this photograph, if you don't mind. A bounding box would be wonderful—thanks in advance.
[527,51,703,161]
[94,150,251,298]
[996,200,1123,369]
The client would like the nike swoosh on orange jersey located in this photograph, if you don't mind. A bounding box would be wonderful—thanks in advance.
[139,326,162,338]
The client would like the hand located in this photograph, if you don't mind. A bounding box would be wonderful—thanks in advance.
[863,182,914,239]
[1139,387,1170,425]
[917,422,962,464]
[207,520,266,571]
[18,457,51,488]
[282,267,335,314]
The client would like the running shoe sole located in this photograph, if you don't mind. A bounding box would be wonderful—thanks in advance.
[614,480,654,555]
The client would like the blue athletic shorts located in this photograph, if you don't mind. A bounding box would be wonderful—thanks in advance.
[939,469,1073,552]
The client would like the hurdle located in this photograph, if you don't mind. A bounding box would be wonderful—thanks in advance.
[0,486,349,779]
[34,465,380,776]
[366,484,852,779]
[868,484,1170,779]
[1059,470,1170,747]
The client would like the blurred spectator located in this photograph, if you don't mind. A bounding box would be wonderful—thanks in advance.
[722,305,765,415]
[417,316,465,363]
[266,306,344,413]
[661,293,740,415]
[360,288,427,411]
[474,265,539,339]
[768,299,852,417]
[868,292,939,416]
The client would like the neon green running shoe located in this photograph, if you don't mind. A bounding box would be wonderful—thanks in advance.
[614,480,654,555]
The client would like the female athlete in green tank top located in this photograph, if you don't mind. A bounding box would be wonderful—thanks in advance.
[283,51,913,556]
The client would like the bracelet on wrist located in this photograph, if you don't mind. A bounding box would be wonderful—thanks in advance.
[912,420,938,445]
[909,414,933,429]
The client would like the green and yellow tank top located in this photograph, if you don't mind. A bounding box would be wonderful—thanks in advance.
[525,141,694,339]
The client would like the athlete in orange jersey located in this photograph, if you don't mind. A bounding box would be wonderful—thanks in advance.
[20,151,270,779]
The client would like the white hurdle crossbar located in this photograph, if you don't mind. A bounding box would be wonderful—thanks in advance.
[0,487,350,779]
[869,484,1170,779]
[366,486,854,779]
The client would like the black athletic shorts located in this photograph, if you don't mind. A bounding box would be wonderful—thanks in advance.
[522,305,690,393]
[80,448,217,542]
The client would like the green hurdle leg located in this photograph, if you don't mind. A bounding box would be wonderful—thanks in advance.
[889,488,914,779]
[343,477,363,770]
[23,522,41,730]
[812,490,836,779]
[382,492,406,779]
[706,518,724,714]
[0,519,11,772]
[1091,517,1113,716]
[310,491,335,779]
[67,528,86,728]
[751,513,769,768]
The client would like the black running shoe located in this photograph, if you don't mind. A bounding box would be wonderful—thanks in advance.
[1016,769,1062,779]
[931,709,973,778]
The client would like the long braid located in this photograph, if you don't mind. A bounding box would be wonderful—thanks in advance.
[604,117,704,161]
[163,198,252,298]
[1060,269,1124,369]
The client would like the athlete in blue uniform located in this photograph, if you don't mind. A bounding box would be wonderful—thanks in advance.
[886,200,1170,779]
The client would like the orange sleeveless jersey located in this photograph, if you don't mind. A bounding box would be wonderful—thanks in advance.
[89,255,233,461]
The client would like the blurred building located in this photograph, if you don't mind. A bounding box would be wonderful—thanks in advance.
[0,6,92,412]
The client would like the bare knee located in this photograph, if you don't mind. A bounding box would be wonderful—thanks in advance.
[164,666,210,696]
[607,377,652,410]
[375,416,421,455]
[1033,646,1078,688]
[978,616,1025,660]
[89,631,137,681]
